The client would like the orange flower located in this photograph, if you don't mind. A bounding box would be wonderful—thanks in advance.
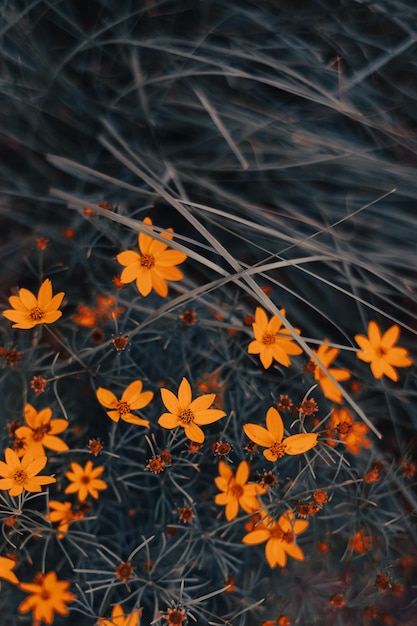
[98,603,141,626]
[163,608,187,625]
[310,342,351,403]
[247,307,302,369]
[0,448,55,496]
[0,556,19,584]
[96,381,153,427]
[329,407,371,454]
[242,509,308,568]
[14,403,69,458]
[354,321,412,382]
[214,461,265,521]
[2,279,64,329]
[64,460,107,501]
[243,407,318,462]
[159,377,226,443]
[349,529,372,554]
[117,217,187,297]
[46,501,84,539]
[18,571,75,625]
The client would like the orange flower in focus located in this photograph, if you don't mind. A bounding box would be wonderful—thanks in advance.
[354,321,412,381]
[329,407,371,454]
[310,342,351,403]
[18,571,75,625]
[96,381,153,427]
[0,448,56,496]
[214,461,265,521]
[243,407,318,462]
[248,307,302,369]
[14,403,69,458]
[159,377,226,443]
[2,279,64,329]
[242,509,308,568]
[117,217,187,297]
[64,460,107,501]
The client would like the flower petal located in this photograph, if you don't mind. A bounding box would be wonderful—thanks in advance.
[177,378,192,409]
[243,423,274,448]
[160,388,182,415]
[284,433,318,455]
[265,407,284,442]
[96,387,118,409]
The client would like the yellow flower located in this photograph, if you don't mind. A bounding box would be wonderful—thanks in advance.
[14,403,69,458]
[159,377,226,443]
[18,571,76,625]
[64,460,107,501]
[96,381,153,427]
[98,603,141,626]
[0,556,19,585]
[243,407,318,462]
[117,217,187,297]
[311,341,351,403]
[242,509,308,568]
[0,448,56,496]
[248,307,302,369]
[2,279,64,329]
[214,460,265,521]
[354,321,412,381]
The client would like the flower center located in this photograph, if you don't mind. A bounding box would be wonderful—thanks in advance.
[116,401,131,416]
[269,525,284,539]
[337,422,351,435]
[282,530,294,543]
[13,469,28,485]
[262,333,276,345]
[115,561,133,581]
[230,484,244,498]
[29,306,44,321]
[81,475,91,484]
[269,442,286,458]
[179,409,194,424]
[140,254,155,269]
[32,424,51,441]
[375,346,387,358]
[40,590,51,600]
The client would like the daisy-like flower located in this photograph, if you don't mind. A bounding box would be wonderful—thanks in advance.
[0,556,19,584]
[117,217,187,297]
[2,279,64,329]
[310,341,351,403]
[354,321,412,382]
[98,603,141,626]
[96,381,153,427]
[214,460,265,521]
[248,307,303,369]
[18,571,76,625]
[243,508,309,568]
[163,607,187,625]
[0,448,56,496]
[14,403,69,458]
[64,460,107,501]
[159,377,226,443]
[243,407,318,462]
[46,501,84,539]
[328,407,371,454]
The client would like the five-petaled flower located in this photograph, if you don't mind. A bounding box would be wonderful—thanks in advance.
[64,460,107,501]
[2,279,64,329]
[214,460,265,521]
[14,403,69,458]
[0,448,56,496]
[96,380,153,427]
[159,377,226,443]
[0,556,19,584]
[18,571,76,625]
[242,508,309,568]
[349,529,372,554]
[117,217,187,297]
[248,307,303,369]
[243,407,318,462]
[328,407,371,454]
[310,341,351,403]
[354,321,412,382]
[98,603,141,626]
